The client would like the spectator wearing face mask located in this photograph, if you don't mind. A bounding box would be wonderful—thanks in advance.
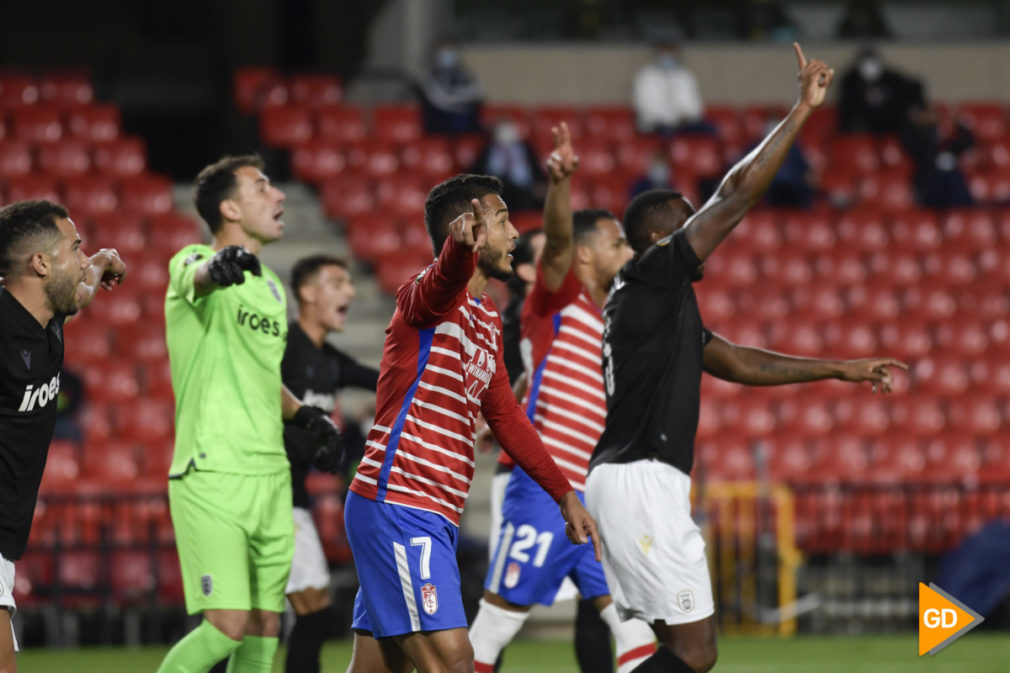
[468,118,547,211]
[839,47,925,135]
[632,41,713,136]
[419,38,484,135]
[629,151,675,200]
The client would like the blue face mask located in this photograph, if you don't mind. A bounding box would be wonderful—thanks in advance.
[436,49,459,69]
[657,54,678,70]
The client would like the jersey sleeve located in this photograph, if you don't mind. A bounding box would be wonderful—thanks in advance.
[167,245,211,307]
[634,229,705,288]
[481,329,572,502]
[396,236,474,328]
[332,348,380,391]
[523,262,583,319]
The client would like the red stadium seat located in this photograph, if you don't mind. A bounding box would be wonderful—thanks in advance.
[943,208,996,250]
[614,136,662,175]
[583,106,636,143]
[233,67,285,114]
[777,397,834,438]
[782,210,836,252]
[719,397,776,437]
[877,321,934,360]
[39,71,94,106]
[400,137,455,180]
[158,549,186,604]
[92,137,147,176]
[967,168,1010,203]
[374,175,429,219]
[819,170,859,208]
[957,102,1007,142]
[865,250,921,286]
[757,252,813,286]
[372,104,423,143]
[315,105,368,143]
[109,551,156,601]
[0,73,40,106]
[766,321,822,357]
[118,398,175,445]
[844,284,900,321]
[39,440,82,492]
[531,105,584,139]
[921,249,976,285]
[37,139,91,177]
[858,172,915,212]
[453,133,487,170]
[704,105,742,145]
[811,251,867,284]
[735,210,782,253]
[510,211,543,235]
[120,174,174,215]
[291,142,347,183]
[121,322,169,364]
[6,174,61,202]
[889,397,946,437]
[704,246,758,286]
[800,105,838,147]
[947,395,1002,435]
[82,440,141,482]
[588,175,630,214]
[832,396,891,436]
[82,285,142,326]
[11,105,64,143]
[481,104,531,138]
[576,138,618,177]
[260,105,314,148]
[288,73,342,107]
[694,285,735,323]
[670,135,723,179]
[868,434,926,482]
[695,398,722,440]
[889,209,942,251]
[697,438,755,482]
[829,134,879,174]
[764,436,814,482]
[877,135,914,175]
[64,320,114,364]
[375,249,433,294]
[345,138,400,178]
[319,175,376,219]
[346,216,402,263]
[148,212,204,254]
[788,283,845,320]
[82,359,141,404]
[820,321,880,360]
[66,104,121,142]
[0,140,33,178]
[810,436,869,483]
[63,175,120,217]
[143,359,175,401]
[901,283,957,320]
[911,355,969,396]
[741,104,788,144]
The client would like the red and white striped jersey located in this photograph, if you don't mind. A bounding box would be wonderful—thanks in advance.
[519,266,605,491]
[350,236,572,525]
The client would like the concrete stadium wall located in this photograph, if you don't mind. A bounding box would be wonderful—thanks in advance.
[461,42,1010,105]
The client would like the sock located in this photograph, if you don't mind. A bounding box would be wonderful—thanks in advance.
[629,646,694,673]
[156,620,242,673]
[574,598,612,673]
[469,598,529,673]
[285,607,334,673]
[599,604,656,673]
[225,635,279,673]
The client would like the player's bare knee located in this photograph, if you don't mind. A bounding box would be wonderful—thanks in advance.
[0,661,17,673]
[247,609,281,637]
[205,610,250,641]
[677,641,717,673]
[440,645,474,673]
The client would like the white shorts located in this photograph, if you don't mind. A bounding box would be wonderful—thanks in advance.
[0,553,18,651]
[489,469,577,602]
[285,507,331,595]
[585,460,714,625]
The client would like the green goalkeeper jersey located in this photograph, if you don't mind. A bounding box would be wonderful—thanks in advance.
[165,244,290,476]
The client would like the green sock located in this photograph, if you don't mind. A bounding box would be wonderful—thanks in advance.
[225,635,279,673]
[156,620,242,673]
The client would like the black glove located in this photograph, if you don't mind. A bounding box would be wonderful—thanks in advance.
[293,406,343,474]
[207,245,261,287]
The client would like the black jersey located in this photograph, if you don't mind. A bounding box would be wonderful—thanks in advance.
[591,230,712,476]
[0,288,65,560]
[281,322,378,508]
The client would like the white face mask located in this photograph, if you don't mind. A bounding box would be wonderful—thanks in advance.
[859,58,883,82]
[648,162,670,185]
[494,123,519,145]
[657,54,678,70]
[436,49,459,69]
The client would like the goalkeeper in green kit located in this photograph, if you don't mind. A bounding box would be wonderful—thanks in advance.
[158,155,342,673]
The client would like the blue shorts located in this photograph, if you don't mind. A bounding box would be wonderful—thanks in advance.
[485,468,609,606]
[345,491,466,638]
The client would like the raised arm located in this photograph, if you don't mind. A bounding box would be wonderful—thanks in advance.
[540,122,580,291]
[192,245,262,297]
[684,43,834,262]
[74,248,126,311]
[702,332,907,391]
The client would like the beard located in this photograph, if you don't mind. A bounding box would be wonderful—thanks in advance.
[477,247,513,282]
[45,270,80,317]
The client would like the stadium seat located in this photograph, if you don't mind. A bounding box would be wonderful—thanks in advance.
[346,216,402,263]
[911,356,970,396]
[967,168,1010,203]
[782,210,836,252]
[614,136,662,175]
[399,137,455,180]
[957,102,1007,142]
[37,139,91,177]
[531,104,584,138]
[811,251,867,285]
[694,285,735,323]
[320,175,376,219]
[157,549,185,604]
[877,321,934,360]
[291,142,346,183]
[82,440,141,483]
[315,105,368,143]
[233,67,285,114]
[481,103,531,138]
[704,105,742,146]
[735,210,782,253]
[11,105,64,143]
[510,210,543,234]
[670,135,723,179]
[858,173,916,212]
[92,137,147,176]
[583,105,636,143]
[143,359,175,401]
[63,175,120,217]
[741,104,788,144]
[120,322,169,364]
[64,320,114,364]
[901,283,957,320]
[372,104,423,143]
[697,438,755,482]
[788,283,845,320]
[0,73,40,106]
[719,397,776,437]
[120,174,174,215]
[6,174,61,202]
[832,395,891,436]
[704,245,758,286]
[889,208,942,251]
[943,208,996,249]
[946,395,1002,435]
[260,105,314,148]
[868,434,926,482]
[82,360,141,404]
[344,138,400,178]
[66,104,121,142]
[888,397,946,437]
[695,397,722,440]
[819,170,859,208]
[922,249,976,285]
[877,135,914,175]
[777,397,834,438]
[0,140,33,177]
[864,250,921,286]
[820,321,880,359]
[39,71,94,106]
[57,550,104,597]
[452,132,488,170]
[375,249,433,295]
[575,138,617,177]
[844,284,900,321]
[40,440,82,492]
[764,436,814,482]
[799,105,838,147]
[118,398,175,445]
[288,73,342,107]
[374,175,429,219]
[588,175,630,214]
[148,212,204,253]
[829,135,879,174]
[109,550,156,601]
[766,321,822,357]
[810,436,869,483]
[757,252,813,286]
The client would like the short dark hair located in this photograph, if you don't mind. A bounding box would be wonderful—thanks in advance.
[423,174,504,256]
[193,154,266,234]
[0,200,69,277]
[291,254,348,304]
[573,208,617,245]
[623,189,684,255]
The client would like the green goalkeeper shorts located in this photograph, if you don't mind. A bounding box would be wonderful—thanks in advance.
[168,467,294,615]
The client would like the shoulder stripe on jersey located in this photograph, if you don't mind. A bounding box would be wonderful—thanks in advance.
[376,327,434,501]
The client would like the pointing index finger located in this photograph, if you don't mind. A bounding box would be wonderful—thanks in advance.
[793,42,806,70]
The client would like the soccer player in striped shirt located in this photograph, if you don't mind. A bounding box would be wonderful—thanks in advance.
[344,174,600,673]
[469,123,655,673]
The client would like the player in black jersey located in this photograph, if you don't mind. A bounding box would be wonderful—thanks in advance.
[281,254,378,673]
[0,200,126,670]
[586,46,907,673]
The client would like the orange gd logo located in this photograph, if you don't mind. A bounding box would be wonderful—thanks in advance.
[918,582,983,656]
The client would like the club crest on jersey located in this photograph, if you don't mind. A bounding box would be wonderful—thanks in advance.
[504,562,521,589]
[678,590,695,612]
[421,582,438,615]
[201,575,213,597]
[17,373,61,412]
[464,345,495,402]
